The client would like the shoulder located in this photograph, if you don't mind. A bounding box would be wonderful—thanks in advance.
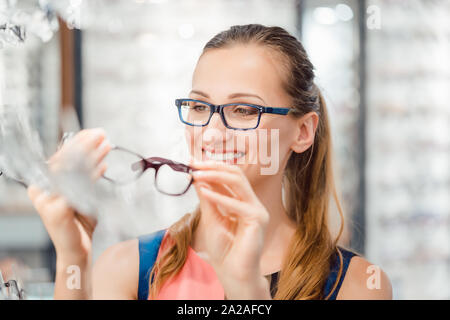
[336,255,393,300]
[92,238,139,299]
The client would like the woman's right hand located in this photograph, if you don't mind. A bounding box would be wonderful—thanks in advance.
[27,128,111,261]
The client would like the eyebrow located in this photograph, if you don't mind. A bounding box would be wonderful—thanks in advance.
[189,90,266,104]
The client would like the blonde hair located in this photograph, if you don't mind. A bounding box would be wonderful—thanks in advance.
[148,24,345,300]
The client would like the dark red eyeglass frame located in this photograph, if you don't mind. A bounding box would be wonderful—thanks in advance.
[1,146,198,196]
[101,146,199,196]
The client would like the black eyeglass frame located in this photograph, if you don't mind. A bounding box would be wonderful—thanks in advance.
[175,98,291,130]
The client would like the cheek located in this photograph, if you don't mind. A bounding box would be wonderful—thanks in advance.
[256,119,292,155]
[185,127,204,156]
[277,125,294,153]
[185,127,195,153]
[249,120,294,177]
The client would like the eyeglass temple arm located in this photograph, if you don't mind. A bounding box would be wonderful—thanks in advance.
[130,157,163,172]
[176,99,291,115]
[263,107,291,115]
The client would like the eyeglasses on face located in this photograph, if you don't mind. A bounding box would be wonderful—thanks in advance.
[175,98,291,130]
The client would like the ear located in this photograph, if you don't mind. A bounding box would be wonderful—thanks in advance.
[290,112,319,154]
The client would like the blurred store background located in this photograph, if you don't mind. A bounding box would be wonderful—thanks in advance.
[0,0,449,299]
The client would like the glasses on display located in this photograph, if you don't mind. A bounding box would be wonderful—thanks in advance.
[0,23,26,46]
[0,0,60,47]
[0,145,198,197]
[175,98,292,130]
[0,270,25,300]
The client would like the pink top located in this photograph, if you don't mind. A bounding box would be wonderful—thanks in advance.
[152,231,225,300]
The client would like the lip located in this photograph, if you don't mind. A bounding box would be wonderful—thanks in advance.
[202,148,245,154]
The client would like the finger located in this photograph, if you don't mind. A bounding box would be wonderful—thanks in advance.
[190,159,242,175]
[75,212,97,236]
[193,181,213,200]
[31,189,56,213]
[193,177,236,199]
[91,140,112,166]
[190,160,250,198]
[199,187,258,221]
[73,128,105,145]
[31,191,73,224]
[27,185,56,203]
[65,128,105,156]
[48,129,106,168]
[27,185,42,202]
[91,162,108,181]
[198,184,239,239]
[78,128,106,152]
[192,170,254,201]
[194,182,227,218]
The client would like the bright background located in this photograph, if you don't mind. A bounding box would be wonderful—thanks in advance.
[0,0,449,299]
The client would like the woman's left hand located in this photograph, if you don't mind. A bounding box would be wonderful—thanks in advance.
[191,160,272,299]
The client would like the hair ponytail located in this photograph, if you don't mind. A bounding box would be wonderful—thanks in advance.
[275,85,345,299]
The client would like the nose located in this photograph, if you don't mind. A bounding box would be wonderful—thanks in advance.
[202,111,233,146]
[208,111,225,129]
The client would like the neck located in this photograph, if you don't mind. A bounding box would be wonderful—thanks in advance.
[251,172,297,274]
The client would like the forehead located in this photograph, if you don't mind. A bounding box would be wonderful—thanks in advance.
[192,45,286,101]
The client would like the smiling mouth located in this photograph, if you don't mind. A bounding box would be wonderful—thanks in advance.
[203,149,246,161]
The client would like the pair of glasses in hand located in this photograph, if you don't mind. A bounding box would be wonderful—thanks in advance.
[102,146,198,196]
[0,146,198,197]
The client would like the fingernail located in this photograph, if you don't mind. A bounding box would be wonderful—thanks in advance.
[192,170,205,176]
[92,128,106,137]
[99,140,111,150]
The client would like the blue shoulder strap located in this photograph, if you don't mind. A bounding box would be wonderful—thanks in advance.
[323,247,358,300]
[137,229,167,300]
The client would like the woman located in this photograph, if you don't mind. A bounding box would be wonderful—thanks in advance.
[27,24,392,300]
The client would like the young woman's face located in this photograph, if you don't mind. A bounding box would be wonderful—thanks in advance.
[185,45,301,183]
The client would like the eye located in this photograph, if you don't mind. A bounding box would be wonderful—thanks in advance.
[192,104,208,112]
[232,105,259,116]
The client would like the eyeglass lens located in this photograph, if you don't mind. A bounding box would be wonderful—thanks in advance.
[155,163,192,196]
[103,148,145,184]
[102,148,193,196]
[179,100,260,129]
